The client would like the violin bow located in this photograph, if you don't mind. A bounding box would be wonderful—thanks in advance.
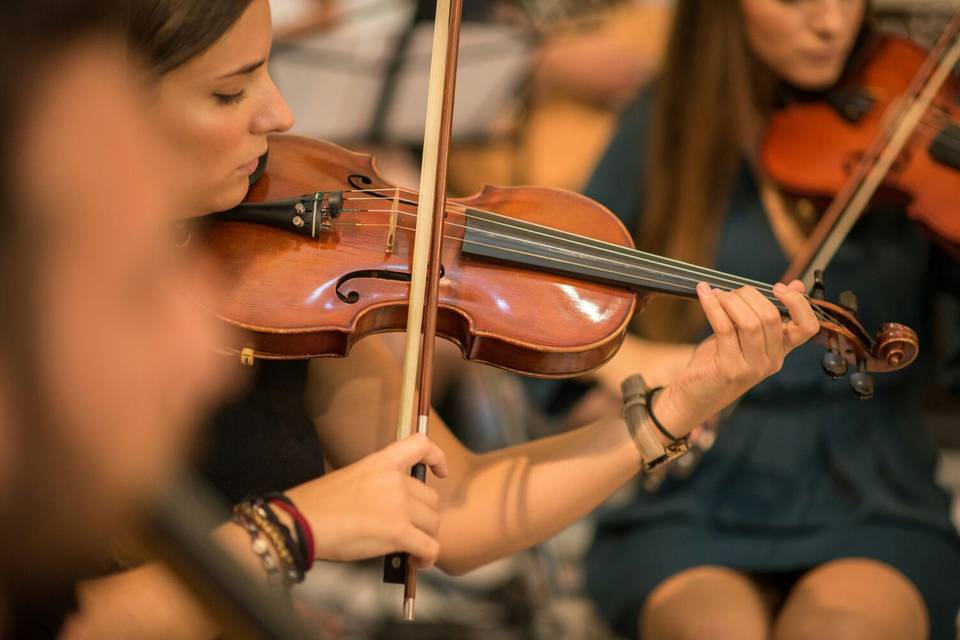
[382,0,463,621]
[784,11,960,287]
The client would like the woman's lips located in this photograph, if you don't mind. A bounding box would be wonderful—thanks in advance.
[238,158,260,175]
[802,48,841,65]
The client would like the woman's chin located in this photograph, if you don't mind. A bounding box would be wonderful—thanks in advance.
[783,65,846,93]
[204,176,251,214]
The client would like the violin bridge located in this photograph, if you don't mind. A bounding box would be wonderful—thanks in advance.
[385,187,400,254]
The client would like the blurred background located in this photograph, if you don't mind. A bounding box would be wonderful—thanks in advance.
[266,1,960,637]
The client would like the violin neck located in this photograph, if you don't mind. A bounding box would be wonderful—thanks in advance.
[461,208,789,314]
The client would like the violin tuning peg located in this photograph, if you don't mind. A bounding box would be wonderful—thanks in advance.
[849,359,874,400]
[821,334,848,379]
[821,349,848,379]
[811,270,826,300]
[838,290,859,316]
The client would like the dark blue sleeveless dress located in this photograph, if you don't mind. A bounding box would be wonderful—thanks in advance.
[577,96,960,639]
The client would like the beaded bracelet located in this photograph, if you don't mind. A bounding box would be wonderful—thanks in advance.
[236,502,301,588]
[232,493,315,592]
[232,505,287,598]
[250,499,306,582]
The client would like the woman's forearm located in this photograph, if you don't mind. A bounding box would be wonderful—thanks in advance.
[434,413,639,575]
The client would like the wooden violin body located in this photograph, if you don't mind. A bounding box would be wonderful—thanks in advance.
[181,135,918,388]
[183,135,636,377]
[763,34,960,249]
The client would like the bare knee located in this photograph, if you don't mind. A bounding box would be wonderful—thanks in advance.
[774,559,927,640]
[640,566,770,640]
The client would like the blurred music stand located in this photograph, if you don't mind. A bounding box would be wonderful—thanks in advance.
[269,0,532,145]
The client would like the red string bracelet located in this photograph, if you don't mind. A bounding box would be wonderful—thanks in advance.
[269,498,315,566]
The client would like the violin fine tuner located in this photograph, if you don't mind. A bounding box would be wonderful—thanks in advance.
[206,192,343,239]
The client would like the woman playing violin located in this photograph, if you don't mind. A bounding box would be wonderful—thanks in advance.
[546,2,960,639]
[60,1,820,637]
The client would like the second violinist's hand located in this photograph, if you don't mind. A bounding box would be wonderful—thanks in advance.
[655,281,819,436]
[285,434,447,568]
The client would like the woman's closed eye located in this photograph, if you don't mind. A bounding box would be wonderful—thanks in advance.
[213,89,247,105]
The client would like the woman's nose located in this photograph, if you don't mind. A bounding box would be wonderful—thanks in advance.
[806,0,848,41]
[251,75,294,135]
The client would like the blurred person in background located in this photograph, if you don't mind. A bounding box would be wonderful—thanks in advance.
[60,1,822,638]
[520,1,960,639]
[0,1,229,636]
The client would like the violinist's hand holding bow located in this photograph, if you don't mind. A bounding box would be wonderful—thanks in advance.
[652,281,819,437]
[285,434,447,569]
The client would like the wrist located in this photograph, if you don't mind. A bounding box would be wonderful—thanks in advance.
[650,383,695,443]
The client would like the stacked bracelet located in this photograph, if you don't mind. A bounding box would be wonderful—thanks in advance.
[232,505,288,597]
[266,493,315,569]
[250,500,304,584]
[232,494,315,594]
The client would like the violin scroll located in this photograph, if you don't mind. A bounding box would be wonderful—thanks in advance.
[875,322,920,369]
[805,269,916,397]
[808,294,918,399]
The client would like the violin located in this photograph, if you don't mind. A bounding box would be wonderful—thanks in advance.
[179,133,919,397]
[762,25,960,283]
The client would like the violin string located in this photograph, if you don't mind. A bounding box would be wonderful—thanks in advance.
[329,219,835,326]
[343,201,777,293]
[340,196,804,298]
[327,220,788,304]
[325,218,834,325]
[338,191,777,289]
[918,118,960,151]
[915,115,960,146]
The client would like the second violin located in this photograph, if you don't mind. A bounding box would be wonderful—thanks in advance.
[763,23,960,283]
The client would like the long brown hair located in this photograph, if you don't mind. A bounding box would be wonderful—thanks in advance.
[635,0,774,342]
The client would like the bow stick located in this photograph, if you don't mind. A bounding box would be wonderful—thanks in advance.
[381,0,463,621]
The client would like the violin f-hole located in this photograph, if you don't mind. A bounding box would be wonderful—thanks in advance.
[335,266,446,304]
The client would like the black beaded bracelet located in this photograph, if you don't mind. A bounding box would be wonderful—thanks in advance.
[645,386,683,443]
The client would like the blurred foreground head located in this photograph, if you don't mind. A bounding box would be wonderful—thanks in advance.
[0,0,228,594]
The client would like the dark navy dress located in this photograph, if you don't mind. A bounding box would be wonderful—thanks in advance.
[198,359,325,504]
[577,96,960,639]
